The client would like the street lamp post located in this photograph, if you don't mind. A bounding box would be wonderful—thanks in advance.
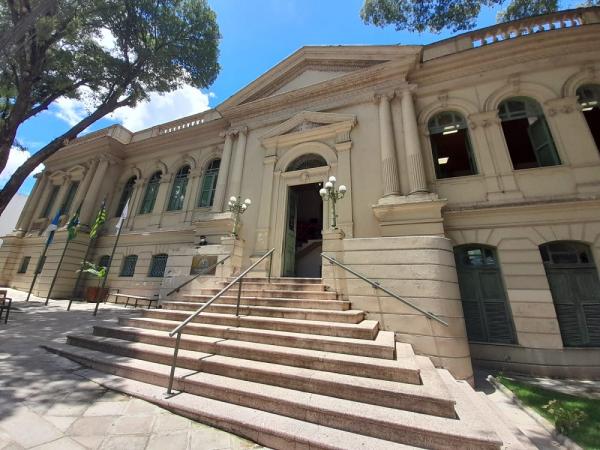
[319,176,346,229]
[228,196,251,238]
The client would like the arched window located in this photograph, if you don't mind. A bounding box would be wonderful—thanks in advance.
[540,241,600,347]
[198,159,220,207]
[167,165,190,211]
[60,181,80,215]
[120,255,138,277]
[499,97,560,169]
[286,154,327,172]
[42,185,60,218]
[428,111,477,179]
[148,253,168,277]
[454,245,516,344]
[576,84,600,151]
[116,177,136,217]
[139,172,162,214]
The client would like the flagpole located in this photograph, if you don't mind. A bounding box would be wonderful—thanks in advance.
[26,234,53,302]
[69,242,91,310]
[92,220,124,316]
[45,237,70,306]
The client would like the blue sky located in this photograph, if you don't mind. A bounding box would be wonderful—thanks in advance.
[2,0,576,196]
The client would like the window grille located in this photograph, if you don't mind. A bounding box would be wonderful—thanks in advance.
[120,255,138,277]
[148,254,168,277]
[167,165,190,211]
[139,172,162,214]
[198,159,220,207]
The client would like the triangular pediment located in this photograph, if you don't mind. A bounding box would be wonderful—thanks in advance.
[262,111,357,140]
[217,45,421,111]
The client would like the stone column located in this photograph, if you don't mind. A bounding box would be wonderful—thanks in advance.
[15,172,46,233]
[212,131,235,212]
[80,157,110,226]
[376,93,401,197]
[228,127,248,199]
[400,87,428,194]
[71,159,98,214]
[52,175,71,219]
[32,174,55,220]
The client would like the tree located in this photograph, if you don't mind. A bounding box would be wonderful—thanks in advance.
[360,0,583,33]
[0,0,220,216]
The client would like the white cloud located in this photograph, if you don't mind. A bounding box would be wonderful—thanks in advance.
[0,147,44,184]
[110,84,212,132]
[53,96,88,126]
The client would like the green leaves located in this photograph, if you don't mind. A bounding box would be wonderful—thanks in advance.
[360,0,569,33]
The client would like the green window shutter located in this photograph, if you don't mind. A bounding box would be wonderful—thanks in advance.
[139,172,161,214]
[198,160,220,208]
[167,166,190,211]
[527,117,560,166]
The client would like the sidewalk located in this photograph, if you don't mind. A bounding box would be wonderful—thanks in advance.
[0,289,263,450]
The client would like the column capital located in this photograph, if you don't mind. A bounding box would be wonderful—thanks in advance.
[372,91,395,104]
[395,83,418,97]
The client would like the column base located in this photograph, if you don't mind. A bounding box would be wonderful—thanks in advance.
[372,193,446,237]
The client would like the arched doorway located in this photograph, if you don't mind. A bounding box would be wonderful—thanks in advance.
[454,245,516,344]
[540,241,600,347]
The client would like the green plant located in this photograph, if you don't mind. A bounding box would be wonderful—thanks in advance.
[77,261,106,279]
[543,399,587,434]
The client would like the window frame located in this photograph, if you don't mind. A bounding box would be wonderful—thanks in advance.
[148,253,168,277]
[139,172,162,215]
[116,177,136,217]
[576,84,600,152]
[427,111,478,179]
[60,181,80,216]
[119,255,138,277]
[17,256,31,274]
[498,96,561,170]
[197,159,221,208]
[167,165,191,212]
[41,185,60,218]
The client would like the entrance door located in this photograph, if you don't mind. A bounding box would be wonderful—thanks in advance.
[454,245,516,344]
[283,189,298,277]
[540,241,600,347]
[282,183,323,277]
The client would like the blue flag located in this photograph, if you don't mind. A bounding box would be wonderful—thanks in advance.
[45,210,62,245]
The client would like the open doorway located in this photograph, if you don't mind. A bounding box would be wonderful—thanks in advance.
[282,183,323,278]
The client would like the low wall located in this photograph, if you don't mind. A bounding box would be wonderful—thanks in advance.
[322,232,473,381]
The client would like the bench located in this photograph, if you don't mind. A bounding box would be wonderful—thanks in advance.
[112,291,159,309]
[0,290,13,324]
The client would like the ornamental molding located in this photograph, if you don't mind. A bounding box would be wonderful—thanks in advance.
[468,111,501,128]
[545,96,580,116]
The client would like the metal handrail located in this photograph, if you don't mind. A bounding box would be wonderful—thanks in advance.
[321,253,448,327]
[165,254,232,297]
[166,248,275,394]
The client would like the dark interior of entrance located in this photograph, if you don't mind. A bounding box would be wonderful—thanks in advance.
[283,183,323,278]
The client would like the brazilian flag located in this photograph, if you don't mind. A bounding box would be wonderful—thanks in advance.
[89,200,107,240]
[66,206,81,241]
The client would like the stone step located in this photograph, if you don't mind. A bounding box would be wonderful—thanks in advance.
[228,276,323,285]
[92,325,420,383]
[178,294,350,310]
[66,334,456,417]
[141,309,380,339]
[216,280,329,292]
[119,317,396,359]
[43,344,502,449]
[160,301,364,323]
[200,287,338,300]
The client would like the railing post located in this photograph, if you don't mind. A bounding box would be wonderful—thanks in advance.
[166,331,182,396]
[235,279,243,317]
[267,253,273,283]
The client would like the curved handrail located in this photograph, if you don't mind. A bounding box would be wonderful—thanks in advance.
[166,248,275,394]
[321,253,448,327]
[165,254,231,297]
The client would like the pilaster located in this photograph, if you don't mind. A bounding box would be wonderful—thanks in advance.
[212,131,235,212]
[15,173,45,235]
[228,127,248,199]
[80,157,110,226]
[71,159,98,217]
[254,155,277,253]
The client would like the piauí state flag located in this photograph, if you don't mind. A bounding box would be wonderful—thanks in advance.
[45,210,62,245]
[89,200,107,240]
[66,206,81,241]
[115,198,130,232]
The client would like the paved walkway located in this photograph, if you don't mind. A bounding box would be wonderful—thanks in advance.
[0,289,263,450]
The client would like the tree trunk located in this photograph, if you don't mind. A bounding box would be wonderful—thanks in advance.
[0,95,126,217]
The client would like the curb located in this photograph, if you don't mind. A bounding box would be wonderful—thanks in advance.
[487,375,583,450]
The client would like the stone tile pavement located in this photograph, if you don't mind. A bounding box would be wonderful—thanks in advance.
[0,289,264,450]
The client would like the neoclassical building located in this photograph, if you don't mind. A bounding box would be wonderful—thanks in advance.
[2,7,600,380]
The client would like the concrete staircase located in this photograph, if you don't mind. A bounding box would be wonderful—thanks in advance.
[44,277,536,449]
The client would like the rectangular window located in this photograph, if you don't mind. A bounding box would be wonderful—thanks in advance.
[60,181,80,215]
[120,255,138,277]
[148,254,168,277]
[17,256,31,274]
[35,256,46,274]
[42,186,60,218]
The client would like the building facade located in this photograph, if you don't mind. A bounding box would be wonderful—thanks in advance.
[2,8,600,381]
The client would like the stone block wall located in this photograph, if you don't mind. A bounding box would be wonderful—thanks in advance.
[322,232,473,381]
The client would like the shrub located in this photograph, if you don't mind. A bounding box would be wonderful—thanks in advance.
[542,399,587,434]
